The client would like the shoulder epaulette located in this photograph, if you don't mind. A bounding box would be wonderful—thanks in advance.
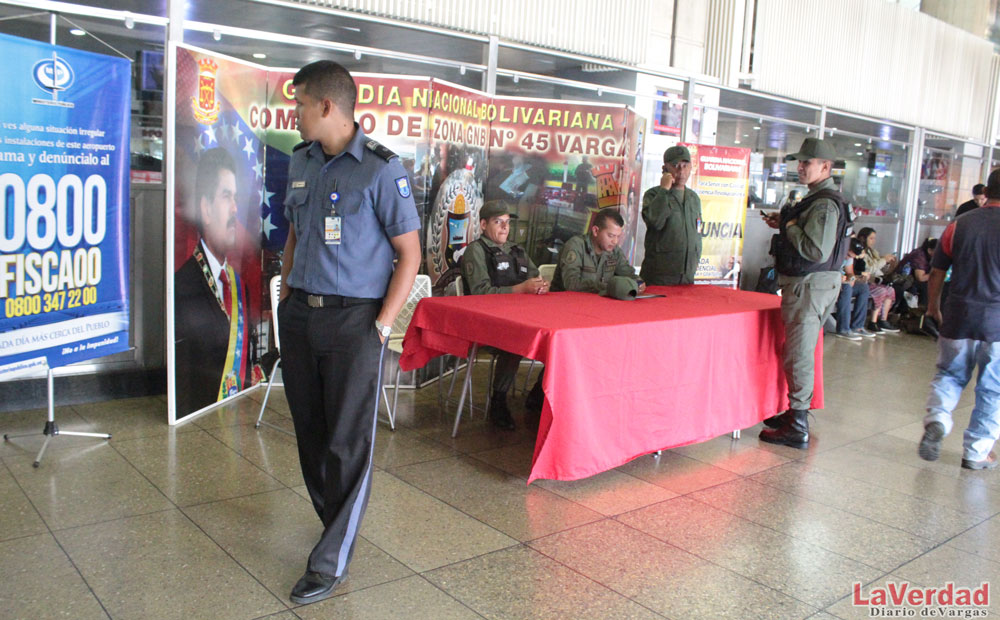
[293,141,312,152]
[365,139,397,161]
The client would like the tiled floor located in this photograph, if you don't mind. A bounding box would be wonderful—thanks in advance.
[2,332,999,619]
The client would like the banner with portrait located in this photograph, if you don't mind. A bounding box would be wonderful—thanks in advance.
[0,33,130,381]
[170,44,267,421]
[168,45,646,421]
[681,143,751,284]
[486,96,644,269]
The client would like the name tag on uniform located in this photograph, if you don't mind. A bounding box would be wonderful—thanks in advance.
[291,180,306,188]
[325,216,342,245]
[497,261,510,270]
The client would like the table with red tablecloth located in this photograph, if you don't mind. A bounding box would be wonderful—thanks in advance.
[399,285,822,483]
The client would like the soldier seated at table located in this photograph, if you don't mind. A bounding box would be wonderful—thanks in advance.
[552,207,646,298]
[461,200,549,430]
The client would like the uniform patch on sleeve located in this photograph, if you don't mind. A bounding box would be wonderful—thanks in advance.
[563,250,578,264]
[395,176,411,198]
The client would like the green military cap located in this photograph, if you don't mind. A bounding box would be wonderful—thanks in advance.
[605,276,638,300]
[786,138,836,162]
[663,145,691,165]
[480,200,514,221]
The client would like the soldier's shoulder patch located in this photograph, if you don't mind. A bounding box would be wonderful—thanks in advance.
[293,140,312,152]
[395,176,411,198]
[563,249,579,264]
[365,139,397,161]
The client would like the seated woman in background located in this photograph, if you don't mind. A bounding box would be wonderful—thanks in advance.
[835,238,875,340]
[894,237,938,309]
[856,227,901,334]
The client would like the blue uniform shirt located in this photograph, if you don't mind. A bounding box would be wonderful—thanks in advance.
[283,125,421,298]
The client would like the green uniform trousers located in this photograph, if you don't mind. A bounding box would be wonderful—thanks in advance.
[778,271,841,411]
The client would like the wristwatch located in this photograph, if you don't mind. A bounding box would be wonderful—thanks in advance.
[375,320,392,339]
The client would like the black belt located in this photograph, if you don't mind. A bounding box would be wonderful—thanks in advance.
[291,288,380,308]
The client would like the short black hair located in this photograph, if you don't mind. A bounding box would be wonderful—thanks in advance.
[194,147,236,234]
[292,60,357,115]
[592,208,624,230]
[849,238,865,255]
[985,169,1000,200]
[921,237,938,253]
[973,183,987,196]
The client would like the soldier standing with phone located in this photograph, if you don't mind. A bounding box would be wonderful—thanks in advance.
[640,146,702,285]
[759,138,852,449]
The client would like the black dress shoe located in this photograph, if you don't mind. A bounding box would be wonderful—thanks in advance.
[290,570,346,605]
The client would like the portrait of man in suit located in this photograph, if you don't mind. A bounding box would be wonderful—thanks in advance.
[174,147,257,417]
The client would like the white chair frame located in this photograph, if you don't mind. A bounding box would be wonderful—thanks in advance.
[255,275,293,436]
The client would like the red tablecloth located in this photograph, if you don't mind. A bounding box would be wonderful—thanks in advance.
[400,285,823,483]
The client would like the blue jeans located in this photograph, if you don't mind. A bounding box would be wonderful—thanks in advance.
[835,281,869,332]
[925,337,1000,462]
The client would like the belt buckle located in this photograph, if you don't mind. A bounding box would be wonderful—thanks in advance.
[307,294,324,308]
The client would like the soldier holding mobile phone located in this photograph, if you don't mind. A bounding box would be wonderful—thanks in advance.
[639,146,702,286]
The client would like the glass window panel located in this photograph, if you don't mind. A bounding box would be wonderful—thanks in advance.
[708,110,817,210]
[190,3,487,65]
[714,87,820,126]
[184,30,485,90]
[824,131,909,219]
[919,137,984,223]
[494,74,635,106]
[825,112,912,144]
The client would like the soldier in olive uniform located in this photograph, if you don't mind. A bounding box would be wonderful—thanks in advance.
[553,208,646,297]
[640,145,702,285]
[760,138,853,449]
[461,201,548,429]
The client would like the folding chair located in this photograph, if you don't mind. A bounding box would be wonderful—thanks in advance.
[381,274,432,430]
[255,275,293,436]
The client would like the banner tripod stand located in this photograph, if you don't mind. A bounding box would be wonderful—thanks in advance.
[3,368,111,468]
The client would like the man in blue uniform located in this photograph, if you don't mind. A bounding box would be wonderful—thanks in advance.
[278,60,421,605]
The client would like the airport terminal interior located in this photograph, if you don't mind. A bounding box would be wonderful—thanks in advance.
[3,0,1000,618]
[4,334,1000,620]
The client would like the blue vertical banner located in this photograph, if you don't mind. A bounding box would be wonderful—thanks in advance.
[0,33,131,380]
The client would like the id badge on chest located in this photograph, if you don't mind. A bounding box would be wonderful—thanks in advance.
[325,215,342,245]
[325,185,342,245]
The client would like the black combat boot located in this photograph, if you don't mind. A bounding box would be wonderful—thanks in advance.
[488,391,515,430]
[759,409,809,449]
[523,378,544,428]
[525,378,544,413]
[762,410,793,429]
